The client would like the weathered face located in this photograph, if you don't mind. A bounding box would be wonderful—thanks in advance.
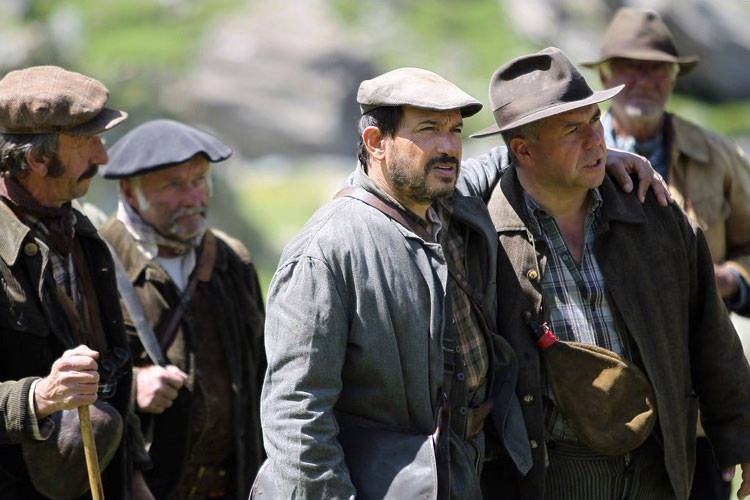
[381,106,463,210]
[601,58,677,122]
[513,104,608,196]
[39,133,108,205]
[123,155,211,242]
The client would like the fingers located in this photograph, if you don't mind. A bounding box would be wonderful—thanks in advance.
[164,364,189,388]
[136,364,187,414]
[739,463,750,500]
[34,346,101,418]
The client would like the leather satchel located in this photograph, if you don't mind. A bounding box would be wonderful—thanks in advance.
[530,321,657,455]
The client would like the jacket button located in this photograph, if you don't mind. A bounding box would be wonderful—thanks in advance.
[523,393,534,404]
[24,242,39,256]
[526,268,539,281]
[530,439,539,449]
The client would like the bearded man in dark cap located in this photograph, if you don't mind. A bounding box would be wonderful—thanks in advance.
[0,65,154,499]
[98,119,266,500]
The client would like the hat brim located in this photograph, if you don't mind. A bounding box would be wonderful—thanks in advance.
[580,51,699,76]
[471,84,624,139]
[67,107,128,135]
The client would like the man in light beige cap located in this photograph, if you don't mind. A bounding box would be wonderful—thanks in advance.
[0,65,154,500]
[582,9,750,499]
[253,66,524,500]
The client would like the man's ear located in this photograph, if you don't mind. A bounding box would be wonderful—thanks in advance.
[24,149,49,177]
[362,126,385,161]
[509,137,531,165]
[119,179,138,209]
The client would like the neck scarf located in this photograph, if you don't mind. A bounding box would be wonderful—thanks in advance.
[116,196,204,258]
[0,176,75,255]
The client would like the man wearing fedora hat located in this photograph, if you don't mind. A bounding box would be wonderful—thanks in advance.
[0,65,154,499]
[97,119,266,500]
[472,47,750,500]
[582,8,750,498]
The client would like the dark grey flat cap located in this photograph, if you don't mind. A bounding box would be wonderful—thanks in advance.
[101,119,232,179]
[357,67,482,117]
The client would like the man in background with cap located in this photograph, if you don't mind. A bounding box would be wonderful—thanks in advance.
[473,46,750,500]
[98,119,266,500]
[582,10,750,498]
[0,65,154,499]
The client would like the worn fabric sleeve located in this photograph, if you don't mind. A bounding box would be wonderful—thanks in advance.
[261,255,355,499]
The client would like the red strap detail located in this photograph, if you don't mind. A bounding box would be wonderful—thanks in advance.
[536,328,558,350]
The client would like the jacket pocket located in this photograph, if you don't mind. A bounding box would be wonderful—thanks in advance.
[338,424,438,500]
[689,192,729,231]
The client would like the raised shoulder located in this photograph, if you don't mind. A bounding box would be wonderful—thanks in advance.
[211,228,254,265]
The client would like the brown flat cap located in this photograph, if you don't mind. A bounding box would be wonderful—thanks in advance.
[580,7,699,76]
[22,400,124,500]
[0,65,127,135]
[472,47,623,137]
[357,67,482,117]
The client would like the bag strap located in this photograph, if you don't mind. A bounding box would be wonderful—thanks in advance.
[334,187,434,242]
[158,230,218,351]
[335,186,451,498]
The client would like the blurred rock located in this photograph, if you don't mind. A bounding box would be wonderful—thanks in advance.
[163,0,376,159]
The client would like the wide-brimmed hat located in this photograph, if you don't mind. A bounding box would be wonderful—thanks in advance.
[0,65,127,135]
[472,47,623,137]
[357,67,482,118]
[101,119,232,179]
[580,7,699,76]
[22,400,124,500]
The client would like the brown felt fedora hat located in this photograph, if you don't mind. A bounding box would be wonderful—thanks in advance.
[0,65,127,135]
[472,47,623,137]
[580,7,699,76]
[357,67,482,118]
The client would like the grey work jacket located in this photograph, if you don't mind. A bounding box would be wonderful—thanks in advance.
[260,167,525,499]
[487,167,750,499]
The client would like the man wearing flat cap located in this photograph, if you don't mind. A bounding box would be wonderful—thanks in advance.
[254,66,530,500]
[472,46,750,500]
[582,9,750,498]
[0,65,154,499]
[98,119,266,500]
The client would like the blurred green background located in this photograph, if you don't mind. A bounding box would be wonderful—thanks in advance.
[2,0,748,296]
[3,2,749,496]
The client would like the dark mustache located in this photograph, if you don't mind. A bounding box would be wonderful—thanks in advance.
[79,164,99,180]
[425,156,460,170]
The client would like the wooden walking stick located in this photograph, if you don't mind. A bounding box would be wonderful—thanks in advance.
[78,405,106,500]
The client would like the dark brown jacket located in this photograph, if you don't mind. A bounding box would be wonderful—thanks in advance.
[0,203,150,499]
[100,217,266,499]
[485,168,750,499]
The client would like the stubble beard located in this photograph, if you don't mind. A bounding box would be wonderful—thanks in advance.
[388,156,459,204]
